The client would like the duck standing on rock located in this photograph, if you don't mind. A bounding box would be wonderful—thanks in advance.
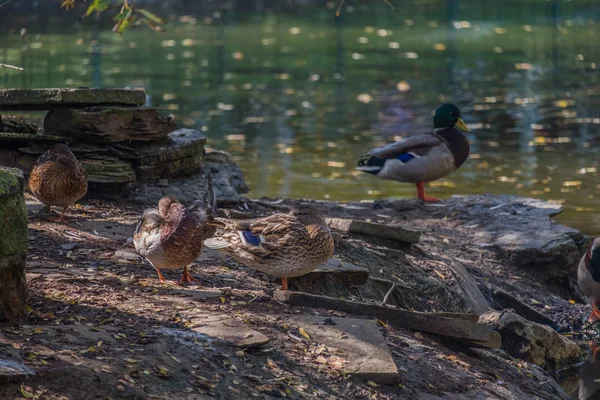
[133,174,217,285]
[28,143,88,222]
[355,103,471,202]
[203,204,335,290]
[578,238,600,323]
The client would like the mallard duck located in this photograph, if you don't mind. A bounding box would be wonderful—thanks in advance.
[133,174,217,285]
[355,103,471,202]
[203,204,334,290]
[578,238,600,323]
[28,143,88,222]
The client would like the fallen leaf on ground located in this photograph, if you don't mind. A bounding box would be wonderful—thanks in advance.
[298,327,310,339]
[20,384,34,398]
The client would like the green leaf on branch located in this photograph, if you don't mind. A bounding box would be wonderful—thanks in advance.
[85,0,110,16]
[136,9,165,25]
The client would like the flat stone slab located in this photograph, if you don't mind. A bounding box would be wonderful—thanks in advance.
[287,315,399,384]
[44,107,177,143]
[0,359,35,383]
[25,199,45,214]
[0,88,146,110]
[186,314,270,348]
[326,218,421,244]
[287,258,369,290]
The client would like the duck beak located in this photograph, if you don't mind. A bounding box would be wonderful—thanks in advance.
[455,117,471,133]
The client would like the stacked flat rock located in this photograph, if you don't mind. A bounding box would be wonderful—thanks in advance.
[0,88,206,198]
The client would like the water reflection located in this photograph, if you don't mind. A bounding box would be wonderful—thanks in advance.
[0,0,599,234]
[579,347,600,400]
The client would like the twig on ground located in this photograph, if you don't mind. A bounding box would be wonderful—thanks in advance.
[382,283,396,306]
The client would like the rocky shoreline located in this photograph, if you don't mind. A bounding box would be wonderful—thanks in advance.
[0,176,593,398]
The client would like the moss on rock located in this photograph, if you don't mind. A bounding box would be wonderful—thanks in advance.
[0,167,28,324]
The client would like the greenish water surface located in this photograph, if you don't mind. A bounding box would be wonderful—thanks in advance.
[1,0,599,234]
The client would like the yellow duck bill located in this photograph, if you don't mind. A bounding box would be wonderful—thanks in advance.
[455,117,471,133]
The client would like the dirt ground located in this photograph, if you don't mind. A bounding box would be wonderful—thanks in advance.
[0,194,588,400]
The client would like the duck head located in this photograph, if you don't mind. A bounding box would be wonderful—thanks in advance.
[433,104,471,133]
[289,204,327,226]
[158,196,181,217]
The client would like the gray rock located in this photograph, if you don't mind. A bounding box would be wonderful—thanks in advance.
[449,195,588,280]
[0,358,35,383]
[130,150,248,204]
[0,88,146,110]
[286,315,399,384]
[479,310,581,370]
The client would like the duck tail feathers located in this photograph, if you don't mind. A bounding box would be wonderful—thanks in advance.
[203,238,231,250]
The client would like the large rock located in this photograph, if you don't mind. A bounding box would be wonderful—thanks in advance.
[450,195,588,280]
[44,107,177,143]
[479,310,581,370]
[0,168,28,324]
[0,88,145,110]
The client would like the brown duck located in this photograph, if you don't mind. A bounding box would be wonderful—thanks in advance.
[203,204,335,290]
[28,143,88,222]
[133,174,217,285]
[578,238,600,323]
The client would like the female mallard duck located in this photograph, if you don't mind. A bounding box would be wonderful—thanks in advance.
[28,143,88,222]
[355,103,471,202]
[578,238,600,323]
[203,204,334,290]
[133,175,217,285]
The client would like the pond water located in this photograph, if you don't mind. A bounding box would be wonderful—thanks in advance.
[1,0,600,235]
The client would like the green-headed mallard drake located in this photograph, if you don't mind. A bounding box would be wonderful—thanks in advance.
[28,143,88,222]
[355,103,471,202]
[133,174,217,285]
[578,238,600,323]
[203,204,334,290]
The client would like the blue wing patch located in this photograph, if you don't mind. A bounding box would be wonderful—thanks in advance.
[239,230,262,246]
[397,153,415,163]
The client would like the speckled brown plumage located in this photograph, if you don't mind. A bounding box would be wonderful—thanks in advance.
[133,175,217,284]
[28,144,88,222]
[203,205,335,290]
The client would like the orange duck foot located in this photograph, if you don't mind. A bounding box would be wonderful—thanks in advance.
[178,266,203,287]
[588,304,600,324]
[416,182,440,203]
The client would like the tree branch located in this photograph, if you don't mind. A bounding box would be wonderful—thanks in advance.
[0,63,24,71]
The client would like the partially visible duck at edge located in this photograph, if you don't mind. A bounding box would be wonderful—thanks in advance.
[578,238,600,324]
[356,103,471,203]
[133,174,217,285]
